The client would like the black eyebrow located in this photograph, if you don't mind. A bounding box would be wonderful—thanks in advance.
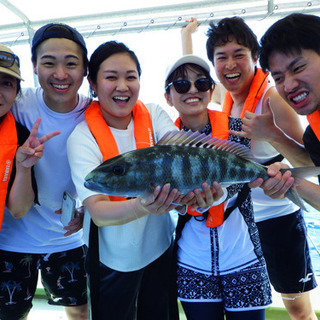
[39,54,80,60]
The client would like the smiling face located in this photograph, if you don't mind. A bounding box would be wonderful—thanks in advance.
[268,49,320,115]
[33,38,85,113]
[165,65,213,120]
[89,52,140,129]
[0,73,18,118]
[213,38,257,100]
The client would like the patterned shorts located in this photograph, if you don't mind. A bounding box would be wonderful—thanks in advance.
[177,261,272,311]
[0,246,87,320]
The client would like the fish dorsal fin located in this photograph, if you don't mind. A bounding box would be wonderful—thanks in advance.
[157,130,256,162]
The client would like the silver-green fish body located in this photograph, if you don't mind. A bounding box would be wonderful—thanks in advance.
[85,130,320,211]
[84,130,269,198]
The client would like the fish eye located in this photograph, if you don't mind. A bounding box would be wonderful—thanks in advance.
[112,166,125,175]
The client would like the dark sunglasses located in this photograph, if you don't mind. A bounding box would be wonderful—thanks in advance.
[166,78,213,94]
[0,51,20,68]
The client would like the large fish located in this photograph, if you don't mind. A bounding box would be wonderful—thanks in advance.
[84,130,320,210]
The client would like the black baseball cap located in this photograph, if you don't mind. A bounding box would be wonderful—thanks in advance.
[31,23,87,56]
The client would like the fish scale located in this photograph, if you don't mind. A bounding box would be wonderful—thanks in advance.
[85,144,267,196]
[84,130,320,211]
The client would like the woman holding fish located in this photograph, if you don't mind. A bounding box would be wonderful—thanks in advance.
[164,54,272,320]
[67,41,224,320]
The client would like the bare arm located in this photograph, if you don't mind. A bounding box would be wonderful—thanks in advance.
[84,184,182,226]
[181,18,198,55]
[7,118,60,218]
[230,88,313,167]
[249,163,320,212]
[295,179,320,212]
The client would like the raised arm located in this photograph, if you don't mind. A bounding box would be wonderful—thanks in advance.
[181,18,198,55]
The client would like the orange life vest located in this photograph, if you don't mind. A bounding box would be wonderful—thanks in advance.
[222,68,269,118]
[307,110,320,142]
[0,113,18,230]
[175,110,229,228]
[85,100,154,202]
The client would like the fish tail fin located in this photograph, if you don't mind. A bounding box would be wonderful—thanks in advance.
[285,188,308,211]
[281,166,320,179]
[280,166,320,212]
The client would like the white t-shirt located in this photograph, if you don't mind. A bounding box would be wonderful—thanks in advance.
[250,85,298,222]
[177,203,259,274]
[0,87,91,253]
[67,102,178,272]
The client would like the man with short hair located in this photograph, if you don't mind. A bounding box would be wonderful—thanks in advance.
[237,13,320,215]
[205,16,318,320]
[0,23,90,320]
[259,13,320,168]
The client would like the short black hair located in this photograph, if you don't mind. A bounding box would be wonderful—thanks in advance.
[88,41,141,85]
[206,16,259,65]
[260,13,320,71]
[31,23,88,68]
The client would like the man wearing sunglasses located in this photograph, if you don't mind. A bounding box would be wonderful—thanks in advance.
[0,23,90,320]
[181,16,317,320]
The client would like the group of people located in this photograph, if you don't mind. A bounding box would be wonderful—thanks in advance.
[0,11,320,320]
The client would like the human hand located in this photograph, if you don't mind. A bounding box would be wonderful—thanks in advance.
[16,118,61,168]
[181,17,198,35]
[139,183,181,215]
[249,162,295,199]
[188,182,225,211]
[55,206,84,237]
[229,98,278,141]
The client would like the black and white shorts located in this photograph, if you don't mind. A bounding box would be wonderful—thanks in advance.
[177,261,272,311]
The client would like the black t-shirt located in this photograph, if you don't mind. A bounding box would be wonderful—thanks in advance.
[303,125,320,166]
[303,125,320,184]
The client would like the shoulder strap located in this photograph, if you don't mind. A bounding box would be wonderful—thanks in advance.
[224,184,251,221]
[88,219,100,320]
[175,111,229,228]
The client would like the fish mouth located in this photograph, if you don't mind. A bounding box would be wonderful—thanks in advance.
[84,174,110,193]
[84,180,112,193]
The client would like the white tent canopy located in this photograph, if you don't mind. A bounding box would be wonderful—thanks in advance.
[0,0,318,46]
[0,0,318,119]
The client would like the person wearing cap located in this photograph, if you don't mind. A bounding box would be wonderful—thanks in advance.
[164,54,272,319]
[180,17,227,109]
[181,16,318,320]
[0,24,90,320]
[0,43,59,227]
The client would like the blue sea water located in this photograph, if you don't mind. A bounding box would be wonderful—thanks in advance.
[304,205,320,277]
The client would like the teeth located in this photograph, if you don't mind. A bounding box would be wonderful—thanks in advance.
[53,84,69,89]
[226,73,240,79]
[292,92,308,103]
[186,98,200,103]
[114,96,129,101]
